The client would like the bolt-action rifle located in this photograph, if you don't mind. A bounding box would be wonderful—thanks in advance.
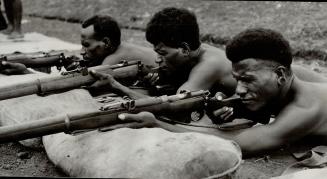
[0,90,271,143]
[0,60,147,101]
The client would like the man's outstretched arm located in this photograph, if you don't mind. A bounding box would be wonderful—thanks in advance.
[0,61,34,75]
[114,103,318,157]
[89,70,148,99]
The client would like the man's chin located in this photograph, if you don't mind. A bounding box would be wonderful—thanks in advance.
[159,68,172,77]
[82,56,93,62]
[243,101,262,112]
[82,58,97,67]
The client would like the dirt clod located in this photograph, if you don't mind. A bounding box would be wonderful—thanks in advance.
[17,152,31,159]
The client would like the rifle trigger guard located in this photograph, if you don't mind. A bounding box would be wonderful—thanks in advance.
[61,67,88,76]
[137,61,143,74]
[121,100,136,111]
[36,78,44,95]
[118,60,128,66]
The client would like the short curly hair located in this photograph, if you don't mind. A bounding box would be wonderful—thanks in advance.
[146,7,200,50]
[226,28,293,68]
[82,15,121,48]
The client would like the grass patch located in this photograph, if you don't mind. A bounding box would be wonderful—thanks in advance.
[22,1,327,61]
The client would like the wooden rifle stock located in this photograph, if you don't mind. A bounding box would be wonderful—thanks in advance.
[0,90,210,143]
[0,60,145,100]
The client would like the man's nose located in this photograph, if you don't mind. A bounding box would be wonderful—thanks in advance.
[154,44,161,52]
[235,82,247,97]
[80,47,87,55]
[155,56,163,64]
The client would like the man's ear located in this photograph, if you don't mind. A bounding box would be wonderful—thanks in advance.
[180,42,191,56]
[102,37,112,48]
[275,66,287,86]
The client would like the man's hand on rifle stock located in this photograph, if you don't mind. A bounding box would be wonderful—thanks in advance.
[62,55,81,71]
[144,72,160,86]
[207,92,235,124]
[211,106,234,122]
[89,70,149,99]
[0,61,32,75]
[101,112,159,131]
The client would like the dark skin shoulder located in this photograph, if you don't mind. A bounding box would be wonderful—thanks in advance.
[101,42,157,67]
[292,64,327,83]
[178,44,236,96]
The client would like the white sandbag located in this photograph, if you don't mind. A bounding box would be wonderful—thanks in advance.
[0,74,99,127]
[43,128,242,179]
[0,89,99,126]
[272,168,327,179]
[0,74,100,148]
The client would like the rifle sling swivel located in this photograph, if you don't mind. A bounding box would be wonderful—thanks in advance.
[36,78,44,95]
[157,116,222,129]
[64,114,71,134]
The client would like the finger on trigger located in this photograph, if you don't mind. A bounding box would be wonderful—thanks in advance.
[221,109,233,119]
[153,76,160,83]
[213,108,225,117]
[224,111,234,121]
[144,73,151,80]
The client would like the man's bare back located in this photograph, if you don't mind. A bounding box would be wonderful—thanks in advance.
[292,64,327,83]
[289,79,327,139]
[177,43,236,95]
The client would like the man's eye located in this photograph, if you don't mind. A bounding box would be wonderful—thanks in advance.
[81,41,89,47]
[241,78,253,83]
[157,52,166,56]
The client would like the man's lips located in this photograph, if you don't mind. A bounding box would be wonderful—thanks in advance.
[82,56,91,61]
[241,98,255,104]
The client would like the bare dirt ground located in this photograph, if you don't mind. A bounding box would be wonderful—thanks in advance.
[1,1,327,178]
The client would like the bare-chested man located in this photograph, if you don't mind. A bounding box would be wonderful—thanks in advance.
[0,14,157,75]
[108,28,327,157]
[80,15,156,67]
[90,7,236,98]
